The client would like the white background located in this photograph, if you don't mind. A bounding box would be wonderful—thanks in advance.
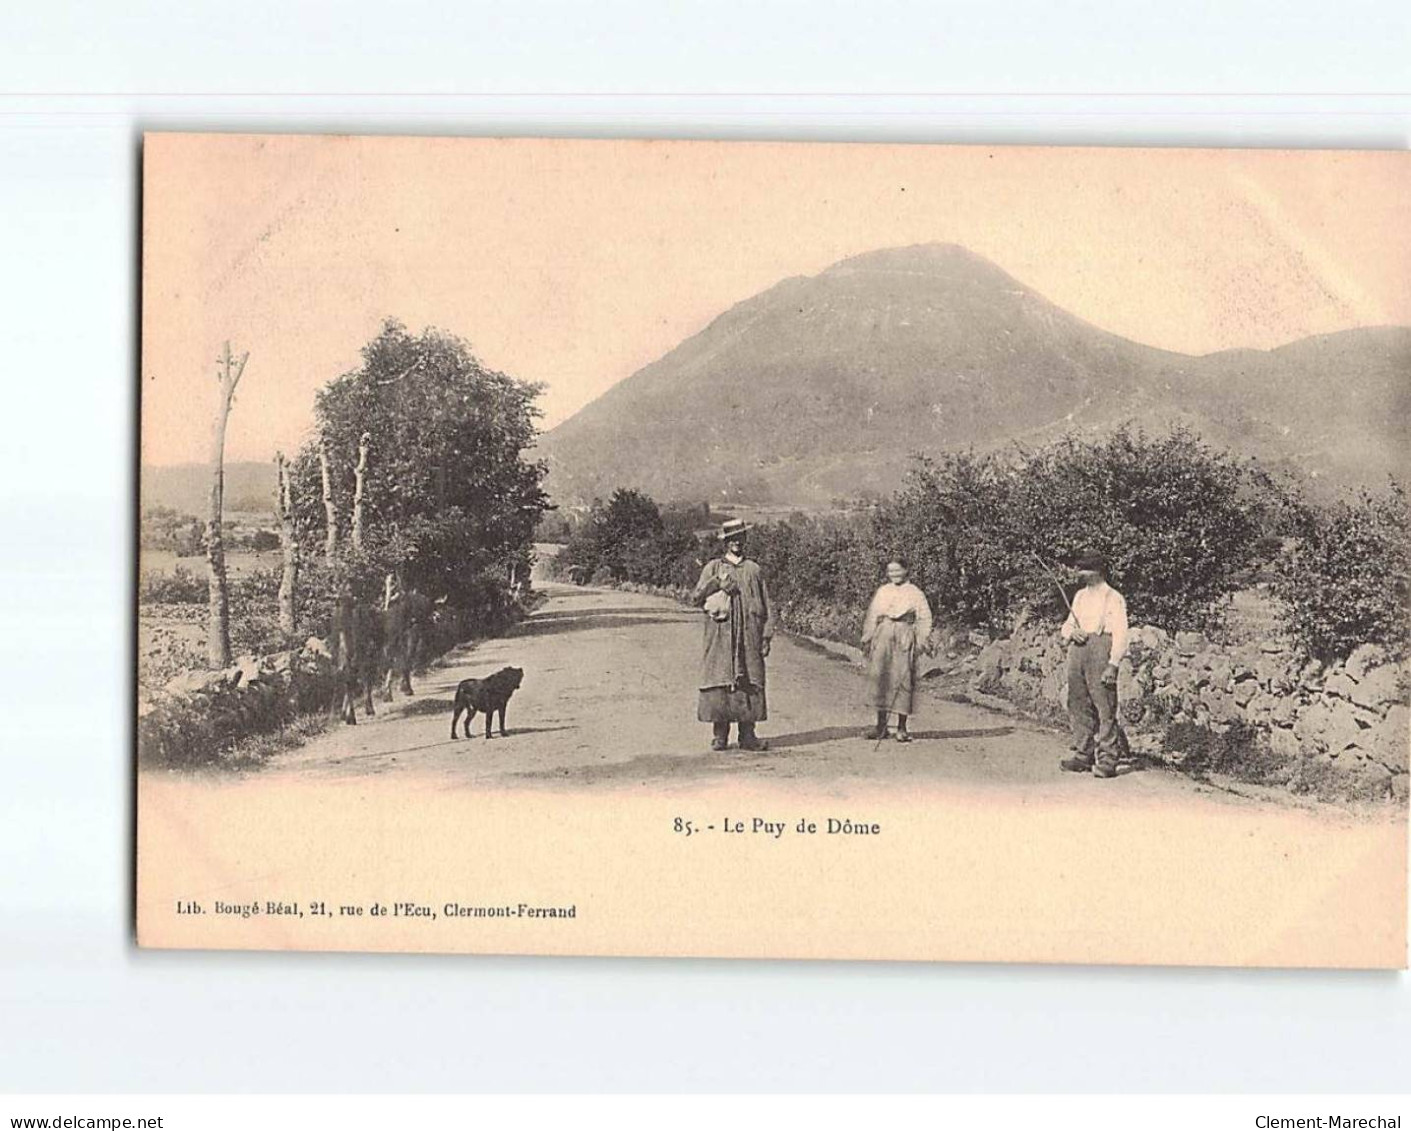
[1,0,1409,1094]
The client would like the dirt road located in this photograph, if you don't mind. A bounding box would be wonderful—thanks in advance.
[252,579,1399,823]
[266,580,1215,800]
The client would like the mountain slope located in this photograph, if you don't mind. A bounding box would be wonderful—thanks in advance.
[141,461,278,516]
[539,244,1409,504]
[1189,328,1411,489]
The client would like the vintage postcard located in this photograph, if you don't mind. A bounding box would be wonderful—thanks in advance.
[137,134,1409,966]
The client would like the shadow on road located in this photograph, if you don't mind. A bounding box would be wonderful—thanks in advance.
[768,725,864,748]
[510,613,693,637]
[766,724,1017,748]
[448,728,578,743]
[526,605,687,621]
[388,697,455,717]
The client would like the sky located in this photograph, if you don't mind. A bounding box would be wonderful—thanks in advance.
[141,135,1411,466]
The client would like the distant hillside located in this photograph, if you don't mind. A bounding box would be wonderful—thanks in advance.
[538,243,1410,504]
[1190,328,1411,491]
[141,461,277,516]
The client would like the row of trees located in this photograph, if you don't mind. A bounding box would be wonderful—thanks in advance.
[200,320,549,713]
[556,428,1409,663]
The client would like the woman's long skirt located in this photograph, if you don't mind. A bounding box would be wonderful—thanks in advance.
[866,619,918,715]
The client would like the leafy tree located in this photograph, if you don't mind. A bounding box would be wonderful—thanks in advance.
[997,427,1267,632]
[562,489,662,580]
[1272,482,1410,661]
[560,489,705,587]
[874,451,1014,630]
[291,319,549,625]
[534,510,575,544]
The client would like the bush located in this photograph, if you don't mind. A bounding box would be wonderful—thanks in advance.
[534,510,575,544]
[984,427,1270,633]
[749,515,879,642]
[1272,483,1410,662]
[229,566,286,655]
[756,427,1277,640]
[572,432,1407,674]
[1162,720,1289,784]
[137,620,207,690]
[563,489,706,589]
[873,450,1014,631]
[137,649,343,769]
[141,507,204,554]
[139,564,208,605]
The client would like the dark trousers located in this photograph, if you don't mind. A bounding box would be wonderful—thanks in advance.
[713,720,759,743]
[1067,633,1120,765]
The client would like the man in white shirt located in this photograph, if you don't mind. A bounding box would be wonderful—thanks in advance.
[1058,551,1129,779]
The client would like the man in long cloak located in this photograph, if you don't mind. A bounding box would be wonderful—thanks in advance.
[690,518,775,751]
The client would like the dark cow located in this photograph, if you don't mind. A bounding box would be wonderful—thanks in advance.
[380,588,433,702]
[330,595,385,725]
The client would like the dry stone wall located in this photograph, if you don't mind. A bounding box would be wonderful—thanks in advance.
[961,616,1408,802]
[136,638,343,767]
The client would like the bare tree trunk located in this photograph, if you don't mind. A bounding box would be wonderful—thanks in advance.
[381,571,399,701]
[351,431,370,553]
[319,443,339,566]
[206,341,248,668]
[330,593,357,725]
[275,451,299,642]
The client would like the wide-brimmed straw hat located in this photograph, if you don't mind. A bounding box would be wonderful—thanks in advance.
[716,518,754,542]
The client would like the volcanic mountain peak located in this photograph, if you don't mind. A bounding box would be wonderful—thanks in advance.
[539,245,1409,506]
[825,241,1018,278]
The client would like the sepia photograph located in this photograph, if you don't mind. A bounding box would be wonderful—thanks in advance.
[136,134,1408,967]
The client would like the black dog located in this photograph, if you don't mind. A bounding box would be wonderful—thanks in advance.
[451,667,524,740]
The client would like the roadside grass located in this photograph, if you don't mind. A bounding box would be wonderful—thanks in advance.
[212,714,335,770]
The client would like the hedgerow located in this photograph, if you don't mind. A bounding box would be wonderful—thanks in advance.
[1272,483,1410,662]
[756,427,1276,639]
[561,428,1409,663]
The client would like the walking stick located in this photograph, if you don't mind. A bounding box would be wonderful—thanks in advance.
[1030,550,1075,616]
[873,668,909,752]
